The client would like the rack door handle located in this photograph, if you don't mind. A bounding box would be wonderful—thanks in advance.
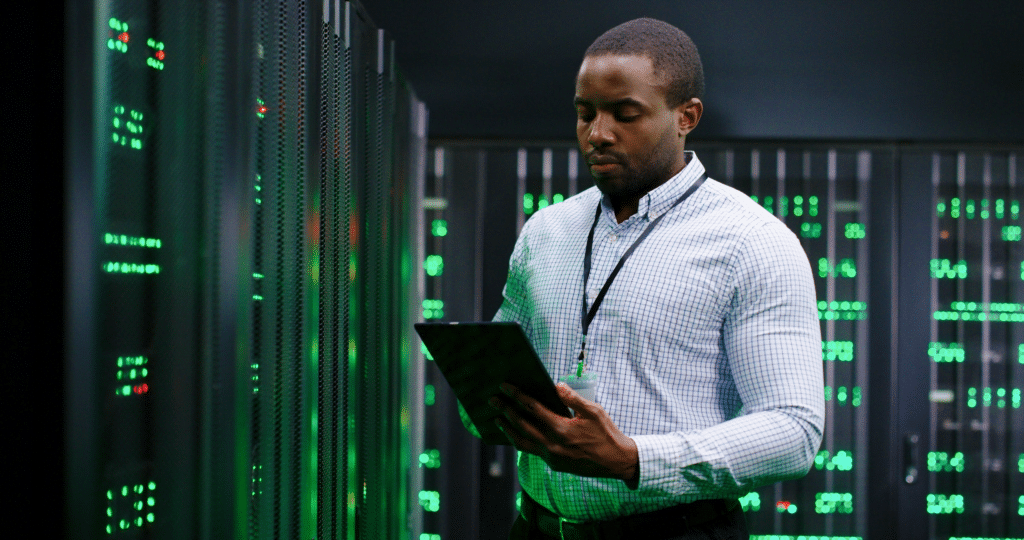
[904,433,919,484]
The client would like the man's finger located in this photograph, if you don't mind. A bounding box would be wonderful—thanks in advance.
[499,396,553,444]
[500,382,562,424]
[557,382,596,416]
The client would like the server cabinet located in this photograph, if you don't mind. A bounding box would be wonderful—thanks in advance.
[422,141,1023,540]
[892,150,1023,539]
[65,0,428,538]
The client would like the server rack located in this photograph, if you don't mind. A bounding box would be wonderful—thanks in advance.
[423,140,1023,540]
[65,0,428,538]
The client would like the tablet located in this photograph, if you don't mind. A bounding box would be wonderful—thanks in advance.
[414,321,572,445]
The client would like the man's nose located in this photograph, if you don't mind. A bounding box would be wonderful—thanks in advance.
[587,114,615,148]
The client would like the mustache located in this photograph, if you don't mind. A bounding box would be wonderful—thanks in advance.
[586,150,626,165]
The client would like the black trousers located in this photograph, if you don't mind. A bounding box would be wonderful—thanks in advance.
[508,504,749,540]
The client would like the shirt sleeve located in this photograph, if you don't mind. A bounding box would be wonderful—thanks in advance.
[492,217,534,326]
[631,220,825,498]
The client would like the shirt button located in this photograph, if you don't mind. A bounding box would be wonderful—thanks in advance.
[608,234,618,243]
[588,290,597,300]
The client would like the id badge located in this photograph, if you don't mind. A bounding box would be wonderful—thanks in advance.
[558,372,599,403]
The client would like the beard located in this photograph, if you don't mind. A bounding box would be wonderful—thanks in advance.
[589,132,681,206]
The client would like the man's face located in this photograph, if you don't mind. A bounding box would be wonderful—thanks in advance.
[574,54,688,204]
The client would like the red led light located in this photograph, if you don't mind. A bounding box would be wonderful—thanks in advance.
[119,32,130,43]
[776,500,791,510]
[133,384,149,395]
[155,50,165,60]
[257,104,268,114]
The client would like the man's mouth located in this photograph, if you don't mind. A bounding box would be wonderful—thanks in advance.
[587,154,622,173]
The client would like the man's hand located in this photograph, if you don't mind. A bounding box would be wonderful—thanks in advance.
[490,382,640,489]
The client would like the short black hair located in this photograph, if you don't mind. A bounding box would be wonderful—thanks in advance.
[584,18,705,107]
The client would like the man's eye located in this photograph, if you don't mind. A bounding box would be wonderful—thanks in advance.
[577,110,595,122]
[616,115,639,123]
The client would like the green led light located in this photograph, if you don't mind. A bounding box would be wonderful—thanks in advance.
[418,490,440,512]
[111,105,144,150]
[801,222,822,238]
[418,449,441,468]
[762,196,774,213]
[814,450,854,471]
[103,262,161,274]
[1003,225,1022,241]
[738,492,761,512]
[537,196,549,210]
[943,198,1020,221]
[930,259,967,279]
[844,223,866,239]
[823,386,861,406]
[928,342,965,363]
[523,194,534,214]
[822,341,853,361]
[926,493,964,514]
[553,193,564,204]
[104,233,162,249]
[780,196,789,217]
[934,302,1024,322]
[818,301,867,321]
[420,534,441,540]
[431,219,448,237]
[424,255,444,276]
[927,451,965,472]
[818,258,857,278]
[964,387,1022,408]
[1019,454,1023,473]
[815,492,853,514]
[424,384,435,405]
[256,98,266,119]
[422,299,444,320]
[420,342,433,361]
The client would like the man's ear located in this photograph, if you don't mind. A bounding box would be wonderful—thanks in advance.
[676,97,703,138]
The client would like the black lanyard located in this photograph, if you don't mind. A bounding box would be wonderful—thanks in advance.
[576,173,708,373]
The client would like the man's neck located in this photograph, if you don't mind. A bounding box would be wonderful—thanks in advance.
[612,199,640,224]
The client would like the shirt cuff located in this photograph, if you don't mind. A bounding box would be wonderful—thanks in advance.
[632,432,688,496]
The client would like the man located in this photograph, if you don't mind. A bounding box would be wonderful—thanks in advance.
[488,18,824,539]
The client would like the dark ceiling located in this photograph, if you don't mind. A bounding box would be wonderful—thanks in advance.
[360,0,1024,142]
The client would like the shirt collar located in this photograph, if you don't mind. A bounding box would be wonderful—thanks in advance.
[600,151,706,223]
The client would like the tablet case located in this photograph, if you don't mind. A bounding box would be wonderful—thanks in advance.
[414,322,572,445]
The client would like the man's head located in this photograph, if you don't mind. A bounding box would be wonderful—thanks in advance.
[585,18,704,108]
[575,18,704,218]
